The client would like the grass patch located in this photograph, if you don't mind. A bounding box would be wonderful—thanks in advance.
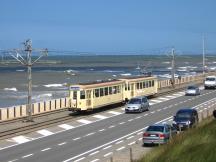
[137,117,216,162]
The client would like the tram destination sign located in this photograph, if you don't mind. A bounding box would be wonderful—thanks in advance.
[70,86,80,91]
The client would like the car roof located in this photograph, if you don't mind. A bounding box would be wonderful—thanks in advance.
[148,123,169,127]
[177,108,196,113]
[131,96,147,99]
[187,85,197,88]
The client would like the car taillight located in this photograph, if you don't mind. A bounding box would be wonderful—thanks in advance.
[159,134,165,138]
[143,133,148,137]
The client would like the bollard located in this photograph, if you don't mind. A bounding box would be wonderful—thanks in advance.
[130,147,133,162]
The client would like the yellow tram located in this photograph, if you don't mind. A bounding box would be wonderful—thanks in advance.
[68,76,158,112]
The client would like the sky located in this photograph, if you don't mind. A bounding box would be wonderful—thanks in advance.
[0,0,216,54]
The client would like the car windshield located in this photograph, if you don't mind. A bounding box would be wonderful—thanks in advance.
[206,78,215,81]
[187,86,196,90]
[176,112,191,118]
[146,126,164,132]
[128,98,141,104]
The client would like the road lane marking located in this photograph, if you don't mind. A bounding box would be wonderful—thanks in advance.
[108,111,122,115]
[127,136,134,140]
[150,111,155,114]
[109,125,115,128]
[104,152,113,157]
[8,159,18,162]
[58,142,66,146]
[119,122,125,125]
[115,140,123,144]
[89,151,99,156]
[98,129,105,132]
[103,145,112,150]
[149,102,155,105]
[144,114,148,116]
[128,119,134,122]
[90,159,100,162]
[85,132,95,137]
[137,132,143,135]
[22,154,33,158]
[128,141,136,146]
[93,115,108,120]
[37,129,54,136]
[117,146,125,151]
[58,124,74,130]
[73,137,81,141]
[135,116,142,119]
[77,119,92,124]
[150,99,162,103]
[157,97,170,100]
[11,136,30,144]
[74,157,85,162]
[157,109,161,112]
[41,148,51,152]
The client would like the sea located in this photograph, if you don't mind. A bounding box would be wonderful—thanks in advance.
[0,54,216,108]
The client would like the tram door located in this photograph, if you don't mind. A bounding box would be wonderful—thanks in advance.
[72,90,78,108]
[131,83,134,97]
[86,90,92,108]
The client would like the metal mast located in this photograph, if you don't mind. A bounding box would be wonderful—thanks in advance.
[171,48,175,87]
[202,35,205,74]
[10,39,48,122]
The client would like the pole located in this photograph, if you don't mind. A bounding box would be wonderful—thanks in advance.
[171,48,175,87]
[202,35,205,74]
[27,51,33,121]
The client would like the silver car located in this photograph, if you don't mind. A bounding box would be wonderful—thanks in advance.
[185,85,200,96]
[125,96,150,113]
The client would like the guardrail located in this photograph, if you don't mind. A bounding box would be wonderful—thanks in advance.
[0,73,212,121]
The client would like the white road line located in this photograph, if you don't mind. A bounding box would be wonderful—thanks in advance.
[73,137,81,141]
[117,146,125,151]
[128,141,136,146]
[93,115,108,120]
[137,132,143,135]
[58,124,74,130]
[172,93,183,96]
[149,102,155,105]
[37,129,54,136]
[11,136,30,144]
[103,145,112,150]
[77,119,92,124]
[150,99,162,103]
[135,116,142,119]
[119,122,125,125]
[90,159,100,162]
[157,109,161,112]
[128,119,134,122]
[41,148,51,152]
[115,140,123,144]
[98,129,105,132]
[157,97,170,100]
[144,114,148,116]
[85,132,95,137]
[22,154,33,158]
[109,125,115,128]
[150,111,155,114]
[165,95,176,98]
[121,108,125,110]
[138,138,142,141]
[8,159,18,162]
[126,136,134,140]
[104,152,113,157]
[58,142,66,146]
[89,151,99,156]
[74,157,85,162]
[108,111,122,115]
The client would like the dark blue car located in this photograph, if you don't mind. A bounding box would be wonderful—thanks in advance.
[172,108,199,130]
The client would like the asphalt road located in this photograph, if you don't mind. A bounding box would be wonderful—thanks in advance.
[1,88,216,162]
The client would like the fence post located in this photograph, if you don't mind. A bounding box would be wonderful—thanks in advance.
[130,147,133,162]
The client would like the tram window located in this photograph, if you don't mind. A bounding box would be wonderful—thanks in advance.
[73,91,77,99]
[152,80,154,86]
[116,86,120,93]
[100,88,104,96]
[125,84,127,91]
[109,87,112,94]
[128,84,130,90]
[95,89,99,97]
[146,81,149,88]
[136,83,140,89]
[149,80,152,87]
[105,87,109,95]
[143,82,146,88]
[140,82,143,89]
[113,86,117,94]
[80,90,85,99]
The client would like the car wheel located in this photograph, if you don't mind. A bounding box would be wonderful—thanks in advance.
[139,108,142,113]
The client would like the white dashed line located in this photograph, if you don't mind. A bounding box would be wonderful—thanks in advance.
[137,132,143,135]
[144,114,148,116]
[74,157,86,162]
[58,142,66,146]
[109,125,115,128]
[104,152,113,157]
[103,145,112,150]
[12,136,30,144]
[108,111,121,115]
[77,119,92,124]
[115,140,123,145]
[37,129,54,136]
[138,138,142,141]
[128,141,136,146]
[58,124,74,130]
[41,148,51,152]
[157,109,161,112]
[151,111,155,114]
[119,122,125,125]
[128,119,134,122]
[93,115,108,120]
[135,116,142,119]
[89,151,99,156]
[127,136,134,140]
[73,137,81,141]
[85,132,95,137]
[22,154,33,158]
[117,146,125,151]
[98,129,105,132]
[8,159,18,162]
[90,159,100,162]
[150,99,162,103]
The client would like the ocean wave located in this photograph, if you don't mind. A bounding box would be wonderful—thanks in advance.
[103,70,124,73]
[16,70,25,72]
[44,84,63,88]
[120,73,132,76]
[162,62,170,64]
[32,93,53,102]
[4,87,17,92]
